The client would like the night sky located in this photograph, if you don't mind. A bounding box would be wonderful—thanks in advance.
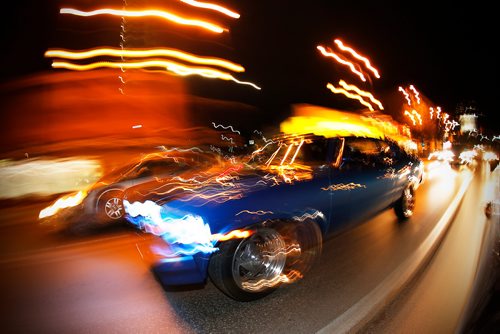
[2,1,497,132]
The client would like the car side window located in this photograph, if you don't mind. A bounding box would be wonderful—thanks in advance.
[341,138,384,170]
[295,139,329,167]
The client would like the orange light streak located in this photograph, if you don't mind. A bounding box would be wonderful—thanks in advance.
[334,39,380,78]
[289,140,305,164]
[60,8,225,33]
[338,80,384,110]
[404,110,416,126]
[409,85,421,104]
[212,229,252,241]
[45,48,244,72]
[51,60,261,89]
[398,86,411,106]
[280,144,294,166]
[411,109,422,125]
[317,45,366,82]
[326,83,374,111]
[39,190,87,219]
[180,0,240,18]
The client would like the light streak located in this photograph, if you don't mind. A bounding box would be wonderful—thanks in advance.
[45,48,245,72]
[411,109,422,125]
[124,200,251,256]
[179,0,240,19]
[404,110,416,126]
[326,83,374,111]
[212,122,241,134]
[436,106,442,119]
[60,8,225,33]
[39,191,87,219]
[398,87,411,106]
[51,60,261,90]
[321,183,366,191]
[493,135,500,141]
[132,124,142,129]
[338,80,384,110]
[429,107,434,119]
[409,85,421,104]
[235,210,273,216]
[334,39,380,78]
[317,45,366,82]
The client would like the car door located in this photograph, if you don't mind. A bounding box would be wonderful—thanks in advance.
[329,137,391,228]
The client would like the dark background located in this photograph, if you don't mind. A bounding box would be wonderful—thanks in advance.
[1,1,497,131]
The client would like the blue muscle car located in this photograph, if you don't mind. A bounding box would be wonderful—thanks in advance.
[123,134,423,301]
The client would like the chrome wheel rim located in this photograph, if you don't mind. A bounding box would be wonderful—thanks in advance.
[402,188,415,217]
[232,228,287,292]
[104,197,123,219]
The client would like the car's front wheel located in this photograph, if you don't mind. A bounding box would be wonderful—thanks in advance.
[209,220,322,301]
[395,186,415,220]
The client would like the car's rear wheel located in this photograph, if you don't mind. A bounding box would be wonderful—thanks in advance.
[209,220,322,301]
[97,190,125,223]
[395,186,415,220]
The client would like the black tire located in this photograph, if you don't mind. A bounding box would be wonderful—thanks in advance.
[208,220,322,301]
[96,190,125,223]
[395,186,415,220]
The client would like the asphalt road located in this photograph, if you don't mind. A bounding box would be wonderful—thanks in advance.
[0,164,474,333]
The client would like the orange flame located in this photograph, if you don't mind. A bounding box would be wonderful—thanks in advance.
[334,39,380,78]
[60,8,225,33]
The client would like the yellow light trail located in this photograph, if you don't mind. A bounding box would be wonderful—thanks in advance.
[429,107,434,119]
[334,39,380,78]
[436,106,442,119]
[180,0,240,18]
[398,86,411,106]
[317,45,366,82]
[326,83,374,111]
[338,80,384,110]
[45,48,245,72]
[51,60,261,90]
[409,85,421,104]
[60,8,225,33]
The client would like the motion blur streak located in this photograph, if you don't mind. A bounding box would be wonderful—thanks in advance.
[411,109,422,125]
[235,210,274,216]
[60,8,225,33]
[179,0,240,18]
[51,60,261,89]
[241,270,303,291]
[334,39,380,78]
[39,191,87,219]
[338,80,384,110]
[317,45,366,82]
[0,158,101,199]
[321,183,366,191]
[404,110,417,126]
[326,83,374,111]
[124,200,251,256]
[399,86,411,106]
[409,85,421,104]
[45,48,245,72]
